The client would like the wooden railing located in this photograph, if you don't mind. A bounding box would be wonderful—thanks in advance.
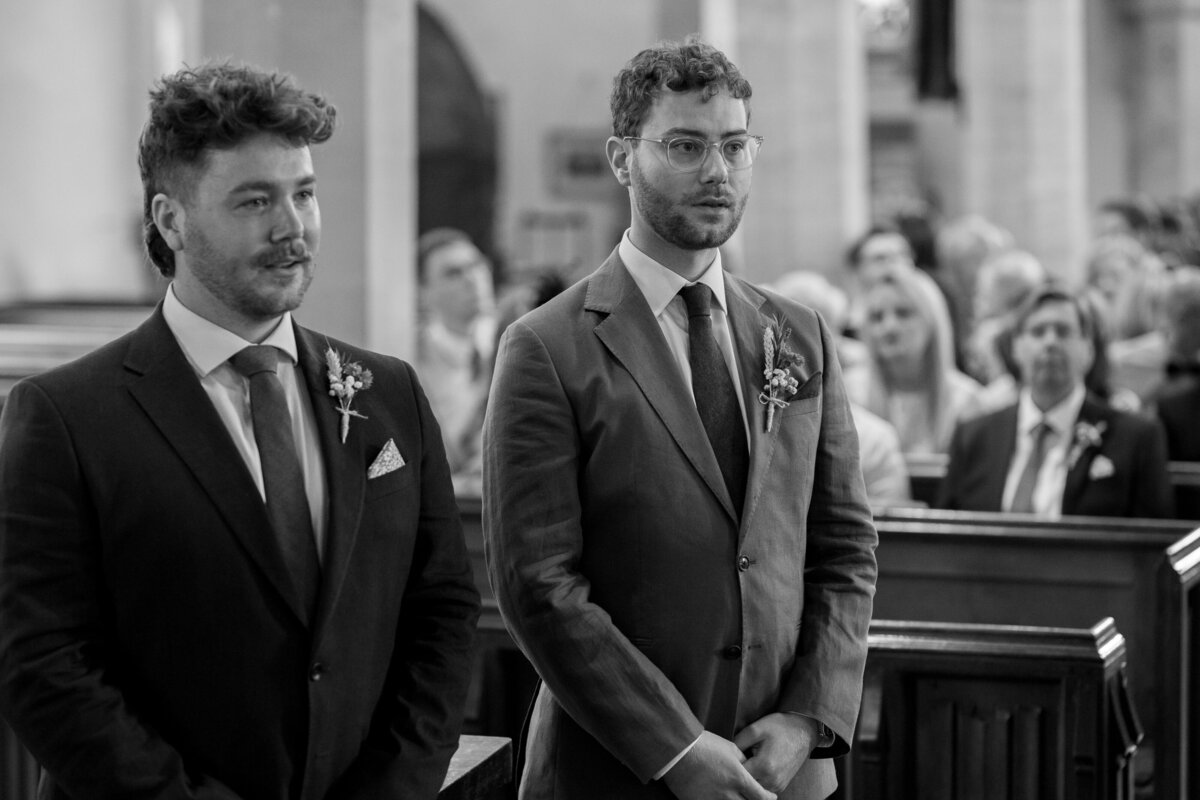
[845,617,1139,800]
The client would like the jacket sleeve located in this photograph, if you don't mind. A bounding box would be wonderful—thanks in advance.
[0,380,243,800]
[482,320,705,783]
[326,363,481,800]
[1130,415,1175,519]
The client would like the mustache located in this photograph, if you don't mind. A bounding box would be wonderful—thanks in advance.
[256,239,311,267]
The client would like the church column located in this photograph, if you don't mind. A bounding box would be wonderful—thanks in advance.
[1129,0,1200,198]
[958,0,1089,281]
[723,0,869,283]
[201,0,418,357]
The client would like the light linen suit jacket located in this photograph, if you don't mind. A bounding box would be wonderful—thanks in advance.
[483,251,879,800]
[0,306,481,800]
[938,396,1174,518]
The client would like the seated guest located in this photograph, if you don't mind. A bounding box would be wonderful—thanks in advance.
[848,266,983,454]
[769,269,912,506]
[1153,266,1200,461]
[939,285,1173,518]
[965,248,1047,403]
[415,228,495,494]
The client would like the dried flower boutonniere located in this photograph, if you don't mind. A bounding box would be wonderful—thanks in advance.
[1066,420,1106,470]
[326,346,374,443]
[758,317,804,433]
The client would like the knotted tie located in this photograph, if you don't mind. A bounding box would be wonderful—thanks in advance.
[680,284,749,517]
[230,345,320,618]
[1010,421,1053,514]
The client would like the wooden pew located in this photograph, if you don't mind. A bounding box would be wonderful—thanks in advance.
[845,617,1140,800]
[871,508,1200,800]
[0,728,513,800]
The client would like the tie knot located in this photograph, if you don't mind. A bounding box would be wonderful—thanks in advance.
[1031,420,1054,442]
[230,345,280,378]
[680,283,714,318]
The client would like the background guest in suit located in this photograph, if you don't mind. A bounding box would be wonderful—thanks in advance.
[846,265,982,454]
[416,227,495,495]
[0,62,480,800]
[939,284,1173,518]
[483,37,878,800]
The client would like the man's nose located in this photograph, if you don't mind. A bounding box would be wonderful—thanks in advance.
[272,200,305,241]
[698,144,730,183]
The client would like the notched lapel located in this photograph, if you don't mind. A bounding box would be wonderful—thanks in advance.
[588,257,737,522]
[726,280,777,538]
[295,327,367,634]
[1061,400,1111,514]
[125,310,310,625]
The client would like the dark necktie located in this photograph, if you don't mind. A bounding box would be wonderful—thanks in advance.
[680,284,749,517]
[230,345,321,618]
[1010,420,1053,514]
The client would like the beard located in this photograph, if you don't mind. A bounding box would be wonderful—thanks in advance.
[630,161,747,251]
[184,224,315,321]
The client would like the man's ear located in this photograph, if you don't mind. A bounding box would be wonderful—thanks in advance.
[151,193,186,253]
[606,136,632,188]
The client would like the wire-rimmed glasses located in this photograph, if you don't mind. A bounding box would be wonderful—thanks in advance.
[623,134,764,172]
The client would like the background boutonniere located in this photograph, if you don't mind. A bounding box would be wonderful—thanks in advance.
[1066,420,1106,470]
[326,346,374,443]
[758,317,804,433]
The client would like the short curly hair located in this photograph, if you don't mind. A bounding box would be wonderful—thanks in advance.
[138,62,337,276]
[610,36,752,139]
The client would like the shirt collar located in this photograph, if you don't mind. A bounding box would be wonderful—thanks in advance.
[618,230,728,317]
[163,284,299,376]
[1016,382,1087,438]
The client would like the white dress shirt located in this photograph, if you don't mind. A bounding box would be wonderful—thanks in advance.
[1001,384,1086,518]
[162,285,329,561]
[618,231,749,444]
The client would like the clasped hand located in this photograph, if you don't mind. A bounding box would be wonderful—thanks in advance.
[663,713,816,800]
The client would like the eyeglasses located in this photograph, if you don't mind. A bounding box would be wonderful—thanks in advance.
[623,134,764,172]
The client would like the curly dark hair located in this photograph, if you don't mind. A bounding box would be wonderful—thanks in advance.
[610,35,752,139]
[138,62,337,276]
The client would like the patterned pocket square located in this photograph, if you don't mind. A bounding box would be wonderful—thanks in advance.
[368,438,406,479]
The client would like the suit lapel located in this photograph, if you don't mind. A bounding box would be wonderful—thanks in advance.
[726,278,773,538]
[1061,397,1109,514]
[587,253,737,521]
[124,308,309,625]
[983,406,1020,509]
[293,326,367,635]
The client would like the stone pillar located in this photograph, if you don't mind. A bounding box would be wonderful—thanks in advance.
[728,0,868,283]
[1129,0,1200,198]
[958,0,1089,281]
[201,0,417,356]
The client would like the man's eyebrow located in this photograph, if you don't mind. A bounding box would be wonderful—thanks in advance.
[228,174,316,194]
[657,127,749,139]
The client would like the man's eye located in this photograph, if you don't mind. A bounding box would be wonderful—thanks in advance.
[242,197,268,209]
[723,140,746,155]
[670,139,703,154]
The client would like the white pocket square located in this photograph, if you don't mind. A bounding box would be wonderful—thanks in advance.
[1088,454,1114,481]
[368,438,406,479]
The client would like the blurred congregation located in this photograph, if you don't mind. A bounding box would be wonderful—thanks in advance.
[4,1,1200,799]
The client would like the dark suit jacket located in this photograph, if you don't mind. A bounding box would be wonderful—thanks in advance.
[0,307,480,800]
[938,395,1174,518]
[1156,376,1200,462]
[483,252,879,800]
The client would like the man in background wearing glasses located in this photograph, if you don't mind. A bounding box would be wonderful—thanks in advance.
[484,37,878,800]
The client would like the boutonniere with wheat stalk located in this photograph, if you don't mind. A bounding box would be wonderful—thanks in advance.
[1066,420,1106,470]
[325,346,374,443]
[758,317,804,433]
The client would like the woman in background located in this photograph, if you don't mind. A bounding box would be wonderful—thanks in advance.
[849,266,983,454]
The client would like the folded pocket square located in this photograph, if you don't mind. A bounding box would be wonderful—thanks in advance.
[368,438,406,479]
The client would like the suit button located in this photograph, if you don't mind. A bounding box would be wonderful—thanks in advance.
[737,555,750,571]
[309,663,325,682]
[723,645,742,660]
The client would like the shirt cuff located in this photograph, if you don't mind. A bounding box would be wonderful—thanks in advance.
[653,734,702,780]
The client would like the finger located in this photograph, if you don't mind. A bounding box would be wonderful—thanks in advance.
[732,722,764,752]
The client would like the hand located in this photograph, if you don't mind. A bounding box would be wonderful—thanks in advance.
[733,713,817,794]
[662,731,778,800]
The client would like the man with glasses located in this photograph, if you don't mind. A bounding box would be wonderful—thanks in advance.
[484,37,878,800]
